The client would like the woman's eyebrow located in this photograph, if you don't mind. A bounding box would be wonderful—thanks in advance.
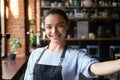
[45,21,65,26]
[57,22,65,25]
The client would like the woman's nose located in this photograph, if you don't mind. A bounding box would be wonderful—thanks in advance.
[52,27,57,33]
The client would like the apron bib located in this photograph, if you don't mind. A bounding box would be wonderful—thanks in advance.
[33,45,67,80]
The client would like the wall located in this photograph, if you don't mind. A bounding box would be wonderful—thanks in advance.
[28,0,37,34]
[6,0,26,57]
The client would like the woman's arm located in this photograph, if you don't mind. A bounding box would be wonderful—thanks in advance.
[90,59,120,76]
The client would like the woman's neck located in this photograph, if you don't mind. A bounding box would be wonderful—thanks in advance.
[48,41,66,52]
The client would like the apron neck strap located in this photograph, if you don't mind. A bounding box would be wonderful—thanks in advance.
[36,47,48,63]
[60,44,67,59]
[58,44,67,66]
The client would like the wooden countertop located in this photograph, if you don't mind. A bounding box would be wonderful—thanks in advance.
[2,57,27,80]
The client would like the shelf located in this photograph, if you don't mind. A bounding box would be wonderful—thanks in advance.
[41,6,120,9]
[41,16,120,21]
[66,38,120,41]
[40,38,120,41]
[41,4,120,21]
[69,16,120,21]
[40,0,120,47]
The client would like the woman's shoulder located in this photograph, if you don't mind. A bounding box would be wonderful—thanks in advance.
[67,47,84,52]
[30,47,45,56]
[67,47,86,55]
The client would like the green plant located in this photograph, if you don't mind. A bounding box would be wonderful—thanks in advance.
[29,18,36,23]
[30,31,37,45]
[9,37,22,52]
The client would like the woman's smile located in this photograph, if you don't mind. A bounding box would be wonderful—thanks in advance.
[50,33,61,39]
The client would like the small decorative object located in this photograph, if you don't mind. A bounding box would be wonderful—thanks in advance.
[41,0,49,6]
[9,53,16,60]
[80,0,84,7]
[89,33,95,39]
[51,1,58,7]
[83,0,92,7]
[9,37,22,60]
[65,1,70,7]
[58,2,62,7]
[112,2,117,7]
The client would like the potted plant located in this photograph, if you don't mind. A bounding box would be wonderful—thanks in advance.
[9,37,22,60]
[29,31,37,53]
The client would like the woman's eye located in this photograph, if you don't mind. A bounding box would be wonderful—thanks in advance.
[57,24,64,27]
[58,24,63,27]
[45,26,52,29]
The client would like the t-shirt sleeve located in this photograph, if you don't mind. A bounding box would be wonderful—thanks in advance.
[77,51,99,78]
[24,52,34,80]
[24,48,43,80]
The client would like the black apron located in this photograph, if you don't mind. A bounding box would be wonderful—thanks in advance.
[33,45,67,80]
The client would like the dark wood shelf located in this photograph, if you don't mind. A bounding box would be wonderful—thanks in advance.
[40,38,120,41]
[41,16,120,21]
[41,6,120,9]
[40,5,120,21]
[69,16,120,21]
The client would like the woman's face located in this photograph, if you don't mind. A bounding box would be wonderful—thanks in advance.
[44,14,68,43]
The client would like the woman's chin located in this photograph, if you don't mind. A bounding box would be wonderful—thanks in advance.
[50,38,63,43]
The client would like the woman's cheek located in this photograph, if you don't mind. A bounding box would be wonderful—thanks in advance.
[45,31,50,38]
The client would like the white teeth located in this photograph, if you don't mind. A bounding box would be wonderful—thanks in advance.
[51,34,60,38]
[53,35,58,38]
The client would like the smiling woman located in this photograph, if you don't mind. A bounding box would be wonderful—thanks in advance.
[24,9,120,80]
[24,9,98,80]
[44,14,68,44]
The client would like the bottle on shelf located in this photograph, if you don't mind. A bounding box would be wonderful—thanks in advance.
[112,0,117,7]
[69,0,72,6]
[92,0,98,7]
[72,0,77,7]
[80,0,84,7]
[74,27,77,38]
[41,0,50,6]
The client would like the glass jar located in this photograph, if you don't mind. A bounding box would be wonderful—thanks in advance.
[83,0,92,7]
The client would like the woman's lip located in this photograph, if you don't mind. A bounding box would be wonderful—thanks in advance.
[50,34,61,38]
